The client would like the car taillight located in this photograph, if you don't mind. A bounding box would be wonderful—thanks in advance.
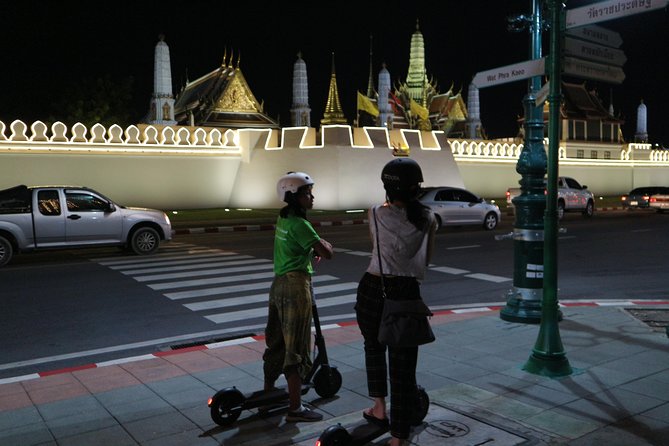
[642,195,650,201]
[650,197,657,203]
[621,196,627,201]
[505,191,510,199]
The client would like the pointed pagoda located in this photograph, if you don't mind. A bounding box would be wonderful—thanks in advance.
[391,20,469,135]
[290,52,311,127]
[173,49,279,129]
[146,35,176,126]
[320,53,347,125]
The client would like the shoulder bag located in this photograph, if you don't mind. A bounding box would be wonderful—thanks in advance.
[373,206,435,348]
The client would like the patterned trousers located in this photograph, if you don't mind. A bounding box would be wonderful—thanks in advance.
[355,272,420,440]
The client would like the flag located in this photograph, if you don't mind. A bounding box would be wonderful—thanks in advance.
[389,91,403,113]
[409,98,429,121]
[357,92,379,117]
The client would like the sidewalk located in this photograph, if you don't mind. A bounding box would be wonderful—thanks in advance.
[1,305,667,445]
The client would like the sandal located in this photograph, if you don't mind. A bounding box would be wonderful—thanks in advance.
[362,408,389,427]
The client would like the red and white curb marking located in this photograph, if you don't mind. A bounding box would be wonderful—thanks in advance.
[1,299,666,386]
[173,219,368,235]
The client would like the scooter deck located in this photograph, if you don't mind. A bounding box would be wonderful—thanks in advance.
[242,383,315,409]
[345,419,389,445]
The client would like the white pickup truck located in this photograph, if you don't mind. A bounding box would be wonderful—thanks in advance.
[0,185,172,267]
[506,176,595,219]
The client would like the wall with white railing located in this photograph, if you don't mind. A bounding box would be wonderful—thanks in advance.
[1,119,667,209]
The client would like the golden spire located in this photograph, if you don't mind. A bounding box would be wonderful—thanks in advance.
[321,52,347,125]
[221,47,227,67]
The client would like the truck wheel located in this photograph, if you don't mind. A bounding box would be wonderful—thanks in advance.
[557,201,565,220]
[0,235,13,267]
[583,201,594,218]
[130,227,160,255]
[483,212,498,230]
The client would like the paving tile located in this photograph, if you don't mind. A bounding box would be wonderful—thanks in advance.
[123,410,198,443]
[640,401,669,423]
[104,395,174,424]
[56,424,137,446]
[566,414,669,446]
[37,394,105,421]
[93,385,157,406]
[430,360,492,382]
[72,365,141,394]
[161,350,230,374]
[0,420,55,446]
[0,405,43,430]
[523,408,600,439]
[0,386,32,411]
[500,382,580,409]
[618,377,669,401]
[143,427,220,446]
[476,394,545,421]
[206,345,263,365]
[44,409,118,440]
[25,380,90,405]
[121,358,187,383]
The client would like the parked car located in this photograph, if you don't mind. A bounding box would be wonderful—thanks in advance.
[649,193,669,213]
[621,186,669,209]
[418,186,501,230]
[506,176,594,219]
[0,185,172,267]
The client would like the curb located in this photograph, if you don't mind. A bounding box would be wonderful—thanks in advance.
[173,219,368,235]
[3,300,667,386]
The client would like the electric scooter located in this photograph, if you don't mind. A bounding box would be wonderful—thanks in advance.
[207,292,342,426]
[315,385,430,446]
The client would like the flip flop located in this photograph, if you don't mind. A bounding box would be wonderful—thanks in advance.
[362,409,389,427]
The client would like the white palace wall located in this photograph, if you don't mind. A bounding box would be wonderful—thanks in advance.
[1,120,667,210]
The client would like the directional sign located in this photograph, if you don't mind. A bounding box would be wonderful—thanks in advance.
[472,58,545,89]
[565,24,623,48]
[566,0,668,29]
[535,81,550,106]
[563,56,626,84]
[565,36,627,66]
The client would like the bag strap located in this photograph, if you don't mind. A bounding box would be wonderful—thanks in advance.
[372,206,387,299]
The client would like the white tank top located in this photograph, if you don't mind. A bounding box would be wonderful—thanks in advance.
[366,203,434,280]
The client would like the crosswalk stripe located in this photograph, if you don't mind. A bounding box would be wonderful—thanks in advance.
[149,271,276,290]
[97,249,230,266]
[134,263,274,282]
[100,250,237,269]
[183,282,359,311]
[164,275,338,300]
[111,255,253,274]
[107,253,240,270]
[204,293,357,324]
[121,257,264,275]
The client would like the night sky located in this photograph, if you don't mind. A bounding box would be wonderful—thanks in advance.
[1,1,667,145]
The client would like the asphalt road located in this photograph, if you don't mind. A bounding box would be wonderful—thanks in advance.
[1,209,667,379]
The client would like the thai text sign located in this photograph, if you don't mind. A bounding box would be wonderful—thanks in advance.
[564,36,627,66]
[566,0,668,29]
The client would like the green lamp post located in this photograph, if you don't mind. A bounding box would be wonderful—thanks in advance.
[500,0,548,324]
[523,0,572,378]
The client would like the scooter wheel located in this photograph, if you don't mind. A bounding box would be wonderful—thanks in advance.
[318,424,351,446]
[412,385,430,424]
[314,366,342,398]
[209,387,244,426]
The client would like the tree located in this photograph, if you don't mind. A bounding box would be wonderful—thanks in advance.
[48,75,135,127]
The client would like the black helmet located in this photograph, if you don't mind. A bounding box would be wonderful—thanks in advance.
[381,158,424,192]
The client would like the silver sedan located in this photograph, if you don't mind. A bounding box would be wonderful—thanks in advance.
[418,187,501,230]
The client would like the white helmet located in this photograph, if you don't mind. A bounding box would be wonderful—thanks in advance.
[276,171,314,202]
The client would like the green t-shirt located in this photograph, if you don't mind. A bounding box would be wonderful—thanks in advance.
[274,214,320,276]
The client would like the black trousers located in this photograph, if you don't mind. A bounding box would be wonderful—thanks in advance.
[355,272,420,440]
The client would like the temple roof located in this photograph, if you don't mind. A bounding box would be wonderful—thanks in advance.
[561,81,623,123]
[174,63,279,129]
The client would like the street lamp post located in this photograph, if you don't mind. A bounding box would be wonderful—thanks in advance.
[523,0,572,377]
[500,0,548,324]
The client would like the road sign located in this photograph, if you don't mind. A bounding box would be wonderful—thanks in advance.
[472,58,545,89]
[565,36,627,66]
[566,0,668,29]
[535,81,550,106]
[563,56,626,84]
[565,24,623,48]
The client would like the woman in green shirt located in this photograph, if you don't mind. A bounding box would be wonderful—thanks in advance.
[263,172,333,422]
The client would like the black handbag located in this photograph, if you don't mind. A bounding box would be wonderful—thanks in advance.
[373,207,435,348]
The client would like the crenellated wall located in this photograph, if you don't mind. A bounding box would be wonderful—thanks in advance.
[0,120,666,210]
